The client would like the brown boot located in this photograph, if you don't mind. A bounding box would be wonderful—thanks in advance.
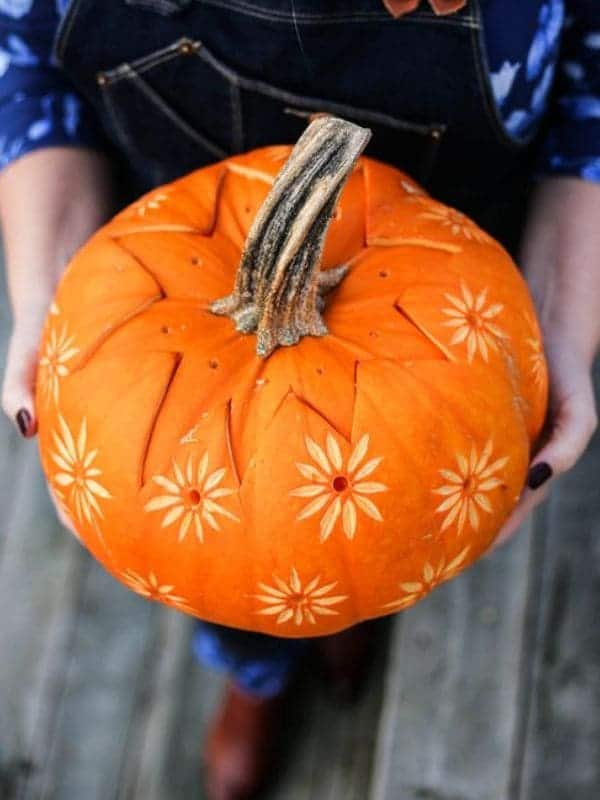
[315,620,377,703]
[202,680,288,800]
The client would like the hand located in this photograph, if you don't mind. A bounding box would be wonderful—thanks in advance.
[1,147,114,438]
[491,177,600,550]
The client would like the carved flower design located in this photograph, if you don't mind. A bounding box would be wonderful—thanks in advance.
[433,439,509,533]
[136,191,169,216]
[291,433,388,542]
[50,415,112,525]
[121,569,196,614]
[144,453,239,543]
[381,546,471,610]
[253,567,348,625]
[39,321,79,404]
[523,313,546,388]
[441,282,509,362]
[420,204,490,242]
[526,335,546,387]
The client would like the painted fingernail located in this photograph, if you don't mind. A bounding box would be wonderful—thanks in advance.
[527,461,552,490]
[16,408,32,437]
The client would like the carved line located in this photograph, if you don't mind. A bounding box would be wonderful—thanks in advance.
[68,293,164,375]
[394,302,455,362]
[139,352,183,488]
[368,236,462,253]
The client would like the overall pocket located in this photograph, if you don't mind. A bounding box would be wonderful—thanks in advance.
[97,39,233,187]
[97,36,446,188]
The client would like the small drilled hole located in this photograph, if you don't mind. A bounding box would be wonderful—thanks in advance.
[160,325,171,334]
[244,205,251,214]
[332,476,348,492]
[379,270,389,278]
[369,331,379,338]
[188,488,201,505]
[191,256,202,266]
[209,359,219,369]
[316,367,324,375]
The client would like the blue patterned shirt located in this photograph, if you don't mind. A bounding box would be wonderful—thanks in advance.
[0,0,599,182]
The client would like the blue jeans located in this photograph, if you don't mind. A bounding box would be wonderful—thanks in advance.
[192,621,310,698]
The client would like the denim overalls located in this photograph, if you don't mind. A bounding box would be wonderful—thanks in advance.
[52,0,537,697]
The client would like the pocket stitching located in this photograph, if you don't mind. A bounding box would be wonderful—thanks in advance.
[100,66,228,161]
[193,43,445,138]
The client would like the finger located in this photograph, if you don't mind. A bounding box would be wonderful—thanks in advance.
[529,381,597,481]
[2,330,41,438]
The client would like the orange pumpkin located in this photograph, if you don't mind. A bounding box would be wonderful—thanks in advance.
[36,117,548,636]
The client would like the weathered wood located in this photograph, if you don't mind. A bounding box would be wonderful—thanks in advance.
[265,619,390,800]
[117,610,224,800]
[370,519,535,800]
[23,565,156,800]
[516,365,600,800]
[0,445,84,799]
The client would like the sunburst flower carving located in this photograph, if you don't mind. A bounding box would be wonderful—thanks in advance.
[291,433,388,542]
[381,547,471,610]
[144,453,239,543]
[441,282,509,363]
[433,439,508,533]
[253,567,348,626]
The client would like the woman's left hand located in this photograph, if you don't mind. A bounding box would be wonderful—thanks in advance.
[491,177,600,550]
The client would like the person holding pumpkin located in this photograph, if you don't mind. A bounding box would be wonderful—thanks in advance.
[1,1,599,798]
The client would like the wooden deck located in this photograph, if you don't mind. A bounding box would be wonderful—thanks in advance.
[1,266,599,800]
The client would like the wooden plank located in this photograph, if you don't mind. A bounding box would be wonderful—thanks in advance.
[116,610,224,800]
[24,563,157,800]
[516,364,600,800]
[0,448,84,798]
[369,519,534,800]
[0,261,30,563]
[264,619,390,800]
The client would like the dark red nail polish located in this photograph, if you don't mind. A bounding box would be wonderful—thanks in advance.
[16,408,31,437]
[527,461,552,490]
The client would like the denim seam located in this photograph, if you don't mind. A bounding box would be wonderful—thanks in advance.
[195,0,479,27]
[100,36,445,137]
[195,44,444,136]
[52,0,87,65]
[100,39,191,83]
[100,79,139,157]
[101,65,227,159]
[229,77,244,152]
[130,70,228,157]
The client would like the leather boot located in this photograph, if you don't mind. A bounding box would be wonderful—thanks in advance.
[314,620,378,703]
[202,680,288,800]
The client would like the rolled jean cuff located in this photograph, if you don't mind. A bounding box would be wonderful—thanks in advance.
[192,620,309,698]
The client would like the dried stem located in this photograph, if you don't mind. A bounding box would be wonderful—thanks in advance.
[210,116,371,357]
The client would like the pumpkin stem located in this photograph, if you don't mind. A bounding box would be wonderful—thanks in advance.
[209,116,371,357]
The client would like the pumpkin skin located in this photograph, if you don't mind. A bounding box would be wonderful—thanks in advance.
[36,125,548,637]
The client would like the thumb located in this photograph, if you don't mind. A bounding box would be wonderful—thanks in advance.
[2,306,48,437]
[530,370,597,481]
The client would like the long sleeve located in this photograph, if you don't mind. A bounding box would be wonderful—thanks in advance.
[537,0,600,181]
[0,0,106,171]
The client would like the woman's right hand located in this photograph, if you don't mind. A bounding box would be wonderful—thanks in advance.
[0,147,114,439]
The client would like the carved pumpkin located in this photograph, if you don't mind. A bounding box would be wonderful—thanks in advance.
[36,117,548,635]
